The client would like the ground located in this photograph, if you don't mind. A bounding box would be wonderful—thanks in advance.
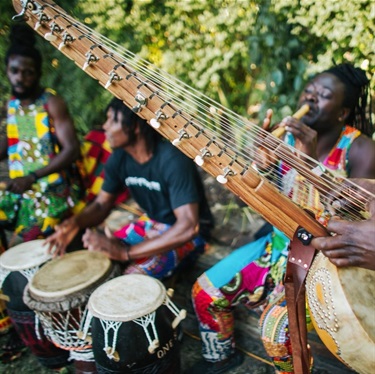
[0,163,356,374]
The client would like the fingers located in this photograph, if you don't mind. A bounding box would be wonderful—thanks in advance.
[325,217,351,235]
[279,116,315,138]
[262,109,273,131]
[82,228,92,248]
[327,257,355,268]
[43,238,56,255]
[312,232,343,251]
[369,199,375,216]
[82,228,104,252]
[44,225,69,257]
[44,234,57,253]
[317,244,362,268]
[53,243,66,258]
[262,117,271,131]
[104,226,114,238]
[349,178,375,195]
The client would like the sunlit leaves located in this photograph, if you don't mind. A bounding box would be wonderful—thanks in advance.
[0,0,373,136]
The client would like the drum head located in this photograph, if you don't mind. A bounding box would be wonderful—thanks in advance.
[88,274,166,322]
[0,240,52,271]
[29,250,111,301]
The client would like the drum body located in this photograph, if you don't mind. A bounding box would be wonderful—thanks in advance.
[306,251,375,374]
[87,274,186,373]
[0,240,69,369]
[23,250,117,362]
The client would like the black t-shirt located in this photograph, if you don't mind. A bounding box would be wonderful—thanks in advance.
[102,141,214,238]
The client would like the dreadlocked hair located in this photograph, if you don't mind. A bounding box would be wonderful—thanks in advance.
[106,98,163,153]
[323,63,373,137]
[5,24,42,73]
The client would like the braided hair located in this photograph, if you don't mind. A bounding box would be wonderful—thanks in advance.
[5,24,42,74]
[323,63,373,137]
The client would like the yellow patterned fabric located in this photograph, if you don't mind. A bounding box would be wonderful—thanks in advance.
[0,89,85,244]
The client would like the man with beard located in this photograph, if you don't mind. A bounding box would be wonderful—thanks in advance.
[0,24,84,248]
[0,24,83,368]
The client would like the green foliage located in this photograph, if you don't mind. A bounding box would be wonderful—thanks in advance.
[1,0,373,136]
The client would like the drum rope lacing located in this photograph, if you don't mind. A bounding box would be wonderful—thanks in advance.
[34,307,93,351]
[99,319,123,360]
[69,348,95,362]
[0,265,40,288]
[133,312,159,354]
[81,309,93,341]
[164,294,187,330]
[34,314,43,340]
[0,268,11,289]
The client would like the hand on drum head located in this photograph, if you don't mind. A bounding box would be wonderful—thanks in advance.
[82,227,131,262]
[311,198,375,271]
[44,216,80,257]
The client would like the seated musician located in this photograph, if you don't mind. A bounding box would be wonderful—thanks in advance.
[46,98,214,280]
[0,25,85,251]
[187,63,375,374]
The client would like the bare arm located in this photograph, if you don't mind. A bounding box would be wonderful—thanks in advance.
[0,112,7,161]
[36,94,81,176]
[347,135,375,178]
[0,137,7,162]
[83,202,200,262]
[45,190,117,256]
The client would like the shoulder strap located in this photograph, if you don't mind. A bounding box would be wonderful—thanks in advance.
[284,227,317,373]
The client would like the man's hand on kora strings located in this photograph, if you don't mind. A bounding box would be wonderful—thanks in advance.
[312,199,375,271]
[83,227,131,262]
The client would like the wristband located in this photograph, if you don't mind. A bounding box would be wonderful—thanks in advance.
[29,171,39,182]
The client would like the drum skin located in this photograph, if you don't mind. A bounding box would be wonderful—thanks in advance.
[0,240,53,311]
[28,250,112,302]
[23,250,116,352]
[306,251,375,374]
[91,305,180,373]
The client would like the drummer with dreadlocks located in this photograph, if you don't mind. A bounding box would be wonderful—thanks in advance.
[188,63,375,374]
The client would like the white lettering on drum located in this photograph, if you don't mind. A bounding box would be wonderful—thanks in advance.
[156,339,174,359]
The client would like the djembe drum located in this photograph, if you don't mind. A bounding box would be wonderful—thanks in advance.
[85,274,186,373]
[306,251,375,374]
[24,250,119,374]
[0,240,70,369]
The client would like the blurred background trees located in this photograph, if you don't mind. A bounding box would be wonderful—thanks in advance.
[1,0,374,137]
